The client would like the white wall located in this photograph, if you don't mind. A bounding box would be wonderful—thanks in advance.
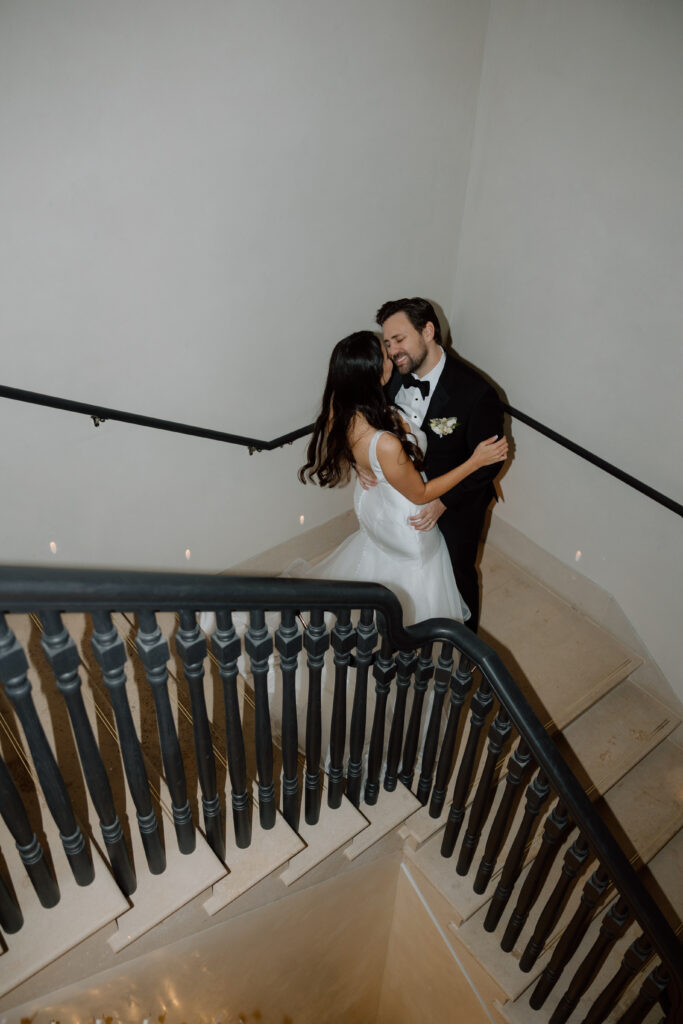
[0,0,489,571]
[451,0,683,696]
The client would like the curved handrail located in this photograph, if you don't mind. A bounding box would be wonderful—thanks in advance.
[0,563,681,998]
[1,382,681,515]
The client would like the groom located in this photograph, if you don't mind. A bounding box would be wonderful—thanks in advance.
[377,297,504,633]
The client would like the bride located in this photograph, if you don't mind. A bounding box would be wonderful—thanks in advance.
[296,330,507,624]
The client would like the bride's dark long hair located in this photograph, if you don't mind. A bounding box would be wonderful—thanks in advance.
[299,330,423,487]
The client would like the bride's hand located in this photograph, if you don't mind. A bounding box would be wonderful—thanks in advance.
[472,435,508,467]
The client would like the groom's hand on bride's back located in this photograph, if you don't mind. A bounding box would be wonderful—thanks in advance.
[356,466,378,490]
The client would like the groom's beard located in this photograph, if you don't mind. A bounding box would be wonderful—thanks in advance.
[392,342,429,376]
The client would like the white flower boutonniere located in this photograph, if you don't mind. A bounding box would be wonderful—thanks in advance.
[429,416,459,437]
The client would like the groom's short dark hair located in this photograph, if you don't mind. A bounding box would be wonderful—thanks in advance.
[376,297,442,346]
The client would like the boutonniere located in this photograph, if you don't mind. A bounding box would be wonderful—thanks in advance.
[429,416,459,437]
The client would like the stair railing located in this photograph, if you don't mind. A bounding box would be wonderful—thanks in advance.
[0,565,680,1021]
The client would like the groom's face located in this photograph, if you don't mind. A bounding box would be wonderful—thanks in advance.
[382,312,431,376]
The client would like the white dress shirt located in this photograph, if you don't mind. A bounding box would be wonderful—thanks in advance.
[393,349,446,429]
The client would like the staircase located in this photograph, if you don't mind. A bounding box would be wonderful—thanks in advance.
[0,542,680,1022]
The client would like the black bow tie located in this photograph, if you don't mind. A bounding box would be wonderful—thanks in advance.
[405,374,430,398]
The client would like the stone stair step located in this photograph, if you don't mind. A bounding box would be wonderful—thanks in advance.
[203,782,305,915]
[479,548,643,730]
[405,681,678,924]
[346,783,421,861]
[0,738,129,1001]
[453,740,683,1001]
[280,783,369,886]
[106,773,227,952]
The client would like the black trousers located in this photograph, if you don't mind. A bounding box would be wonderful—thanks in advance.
[437,500,491,634]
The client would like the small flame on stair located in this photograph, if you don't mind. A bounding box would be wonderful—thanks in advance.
[575,549,582,561]
[299,514,305,525]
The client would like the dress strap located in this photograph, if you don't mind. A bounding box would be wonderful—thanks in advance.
[368,430,386,480]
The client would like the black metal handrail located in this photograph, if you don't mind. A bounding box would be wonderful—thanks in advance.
[1,382,681,515]
[0,563,680,1018]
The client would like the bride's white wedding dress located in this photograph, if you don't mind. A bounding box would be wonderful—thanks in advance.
[199,425,467,775]
[289,427,469,626]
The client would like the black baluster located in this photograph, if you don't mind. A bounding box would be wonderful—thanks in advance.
[0,614,94,885]
[0,754,59,907]
[346,610,377,808]
[440,678,494,858]
[91,611,166,874]
[429,656,473,818]
[457,705,511,876]
[551,897,632,1024]
[398,644,433,790]
[0,863,23,934]
[582,934,653,1024]
[384,650,416,792]
[211,611,250,848]
[614,962,669,1024]
[135,611,195,854]
[474,739,532,894]
[519,834,591,972]
[530,866,611,1008]
[365,634,396,806]
[416,643,454,805]
[502,799,570,949]
[328,610,356,808]
[40,611,136,895]
[175,611,223,860]
[274,610,302,831]
[303,609,329,826]
[484,770,551,931]
[244,612,275,830]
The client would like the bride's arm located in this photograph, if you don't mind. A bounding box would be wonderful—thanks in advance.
[376,432,507,505]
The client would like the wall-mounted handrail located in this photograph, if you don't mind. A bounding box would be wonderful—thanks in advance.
[1,382,681,515]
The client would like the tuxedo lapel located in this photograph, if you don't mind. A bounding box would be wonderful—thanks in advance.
[423,355,460,422]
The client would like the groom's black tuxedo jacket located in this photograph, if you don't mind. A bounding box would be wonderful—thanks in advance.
[386,352,504,531]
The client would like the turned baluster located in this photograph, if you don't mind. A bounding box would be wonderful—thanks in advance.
[501,799,571,948]
[346,610,377,807]
[384,649,416,792]
[303,609,329,825]
[211,611,250,848]
[0,863,22,934]
[550,897,632,1024]
[457,704,512,876]
[135,611,195,853]
[530,866,611,1008]
[440,677,494,858]
[175,611,223,860]
[416,643,454,805]
[483,770,551,931]
[39,611,136,894]
[0,754,59,907]
[91,611,165,874]
[274,611,302,831]
[474,739,532,893]
[520,834,591,972]
[244,611,275,830]
[328,610,356,808]
[365,634,396,806]
[614,962,670,1024]
[429,656,473,819]
[398,644,433,790]
[0,614,94,885]
[582,933,653,1024]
